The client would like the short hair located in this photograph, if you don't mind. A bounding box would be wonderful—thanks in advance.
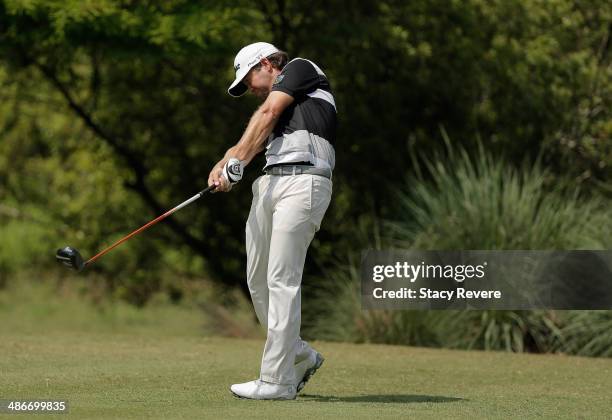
[252,51,289,72]
[267,51,289,70]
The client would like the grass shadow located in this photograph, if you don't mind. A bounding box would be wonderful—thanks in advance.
[300,394,464,404]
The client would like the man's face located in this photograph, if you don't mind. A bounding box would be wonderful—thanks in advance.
[243,60,276,100]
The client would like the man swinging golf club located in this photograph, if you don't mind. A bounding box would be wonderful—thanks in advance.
[208,42,336,400]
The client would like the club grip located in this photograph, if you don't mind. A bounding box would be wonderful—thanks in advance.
[200,184,216,195]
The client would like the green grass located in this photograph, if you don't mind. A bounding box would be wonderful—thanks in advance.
[0,270,262,339]
[1,278,612,419]
[1,334,612,419]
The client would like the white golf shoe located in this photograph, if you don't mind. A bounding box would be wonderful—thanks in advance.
[230,379,296,400]
[295,351,324,393]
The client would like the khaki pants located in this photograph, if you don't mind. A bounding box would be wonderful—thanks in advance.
[246,174,332,385]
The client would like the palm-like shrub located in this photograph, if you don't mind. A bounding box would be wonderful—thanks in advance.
[392,141,608,250]
[554,311,612,357]
[304,140,611,356]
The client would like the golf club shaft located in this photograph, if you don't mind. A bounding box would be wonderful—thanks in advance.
[85,185,215,266]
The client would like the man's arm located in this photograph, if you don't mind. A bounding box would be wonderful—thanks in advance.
[208,91,294,191]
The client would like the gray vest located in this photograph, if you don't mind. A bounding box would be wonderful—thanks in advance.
[265,130,335,170]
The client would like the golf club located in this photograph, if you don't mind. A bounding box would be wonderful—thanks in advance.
[56,184,216,272]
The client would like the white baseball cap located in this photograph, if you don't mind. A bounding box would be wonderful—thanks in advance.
[228,42,280,97]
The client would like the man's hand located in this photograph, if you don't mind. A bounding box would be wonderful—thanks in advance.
[208,163,232,192]
[208,158,244,192]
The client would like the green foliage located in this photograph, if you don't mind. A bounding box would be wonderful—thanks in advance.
[0,219,51,279]
[0,0,271,295]
[435,310,563,353]
[303,247,440,348]
[391,135,610,250]
[555,311,612,357]
[304,143,612,356]
[0,1,609,307]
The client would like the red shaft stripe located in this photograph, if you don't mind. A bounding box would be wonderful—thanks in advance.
[84,185,214,267]
[85,208,176,265]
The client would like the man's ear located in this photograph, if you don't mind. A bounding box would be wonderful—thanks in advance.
[260,57,273,71]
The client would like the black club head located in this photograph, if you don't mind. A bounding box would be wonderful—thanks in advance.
[55,246,85,272]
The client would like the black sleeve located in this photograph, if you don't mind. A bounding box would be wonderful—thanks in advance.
[271,59,320,98]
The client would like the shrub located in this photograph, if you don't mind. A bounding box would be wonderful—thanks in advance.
[304,140,611,356]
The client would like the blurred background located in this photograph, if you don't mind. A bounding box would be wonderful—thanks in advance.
[0,0,610,357]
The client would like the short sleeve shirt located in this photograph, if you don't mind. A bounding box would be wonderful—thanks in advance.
[269,58,337,145]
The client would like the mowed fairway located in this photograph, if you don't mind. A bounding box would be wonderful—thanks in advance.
[1,332,611,419]
[1,280,611,419]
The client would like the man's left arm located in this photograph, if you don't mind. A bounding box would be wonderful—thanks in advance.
[208,91,294,191]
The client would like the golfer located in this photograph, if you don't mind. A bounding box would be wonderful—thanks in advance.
[207,42,336,400]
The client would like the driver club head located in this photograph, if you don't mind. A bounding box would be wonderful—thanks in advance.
[55,246,86,272]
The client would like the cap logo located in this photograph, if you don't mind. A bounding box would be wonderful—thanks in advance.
[234,63,241,71]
